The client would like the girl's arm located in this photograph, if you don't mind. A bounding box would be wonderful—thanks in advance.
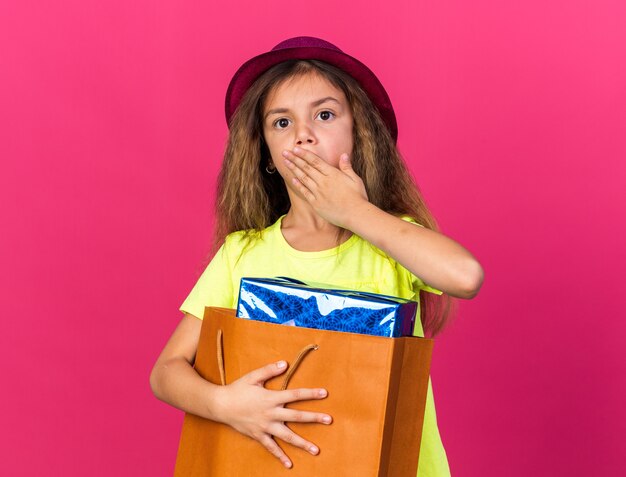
[344,203,483,299]
[150,313,332,469]
[282,148,484,298]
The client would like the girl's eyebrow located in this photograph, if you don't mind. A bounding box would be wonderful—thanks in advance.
[264,97,341,121]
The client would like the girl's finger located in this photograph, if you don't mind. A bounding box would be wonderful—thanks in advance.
[338,153,358,179]
[284,155,323,182]
[291,177,316,202]
[243,360,288,385]
[285,159,319,189]
[273,408,333,425]
[284,148,328,177]
[270,423,321,456]
[274,387,328,404]
[258,434,293,469]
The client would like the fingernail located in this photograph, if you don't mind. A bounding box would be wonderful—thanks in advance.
[283,460,292,468]
[293,146,301,153]
[309,445,319,455]
[322,415,331,424]
[277,361,287,368]
[318,389,327,397]
[282,150,290,157]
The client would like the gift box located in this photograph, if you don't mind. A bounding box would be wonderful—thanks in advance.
[236,277,419,337]
[174,307,434,476]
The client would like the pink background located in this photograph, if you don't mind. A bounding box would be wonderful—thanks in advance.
[1,1,624,475]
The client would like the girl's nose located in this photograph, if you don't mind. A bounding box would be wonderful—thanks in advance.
[295,122,316,145]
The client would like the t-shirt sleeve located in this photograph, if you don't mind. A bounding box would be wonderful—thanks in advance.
[179,241,235,319]
[399,215,444,296]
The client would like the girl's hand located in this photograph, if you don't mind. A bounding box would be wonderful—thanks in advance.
[282,148,369,228]
[216,359,332,469]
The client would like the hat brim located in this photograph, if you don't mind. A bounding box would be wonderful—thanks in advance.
[225,46,398,143]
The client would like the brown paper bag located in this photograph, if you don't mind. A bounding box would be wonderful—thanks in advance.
[174,307,433,476]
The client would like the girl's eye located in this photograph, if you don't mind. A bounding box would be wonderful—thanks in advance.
[317,110,335,121]
[274,118,290,129]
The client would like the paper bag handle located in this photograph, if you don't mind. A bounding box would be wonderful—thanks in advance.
[216,329,318,390]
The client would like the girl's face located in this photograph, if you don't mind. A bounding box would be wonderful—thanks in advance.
[262,71,354,179]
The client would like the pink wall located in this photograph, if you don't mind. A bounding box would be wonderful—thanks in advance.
[1,1,624,475]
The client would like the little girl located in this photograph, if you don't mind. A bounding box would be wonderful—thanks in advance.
[151,36,484,476]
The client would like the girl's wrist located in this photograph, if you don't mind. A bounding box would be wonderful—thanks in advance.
[341,200,381,232]
[205,381,231,424]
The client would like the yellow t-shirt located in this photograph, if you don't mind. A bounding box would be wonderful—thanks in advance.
[180,215,451,477]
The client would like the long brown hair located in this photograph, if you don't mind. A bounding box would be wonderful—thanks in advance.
[214,59,454,336]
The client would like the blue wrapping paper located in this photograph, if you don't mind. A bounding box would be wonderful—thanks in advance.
[236,277,418,337]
